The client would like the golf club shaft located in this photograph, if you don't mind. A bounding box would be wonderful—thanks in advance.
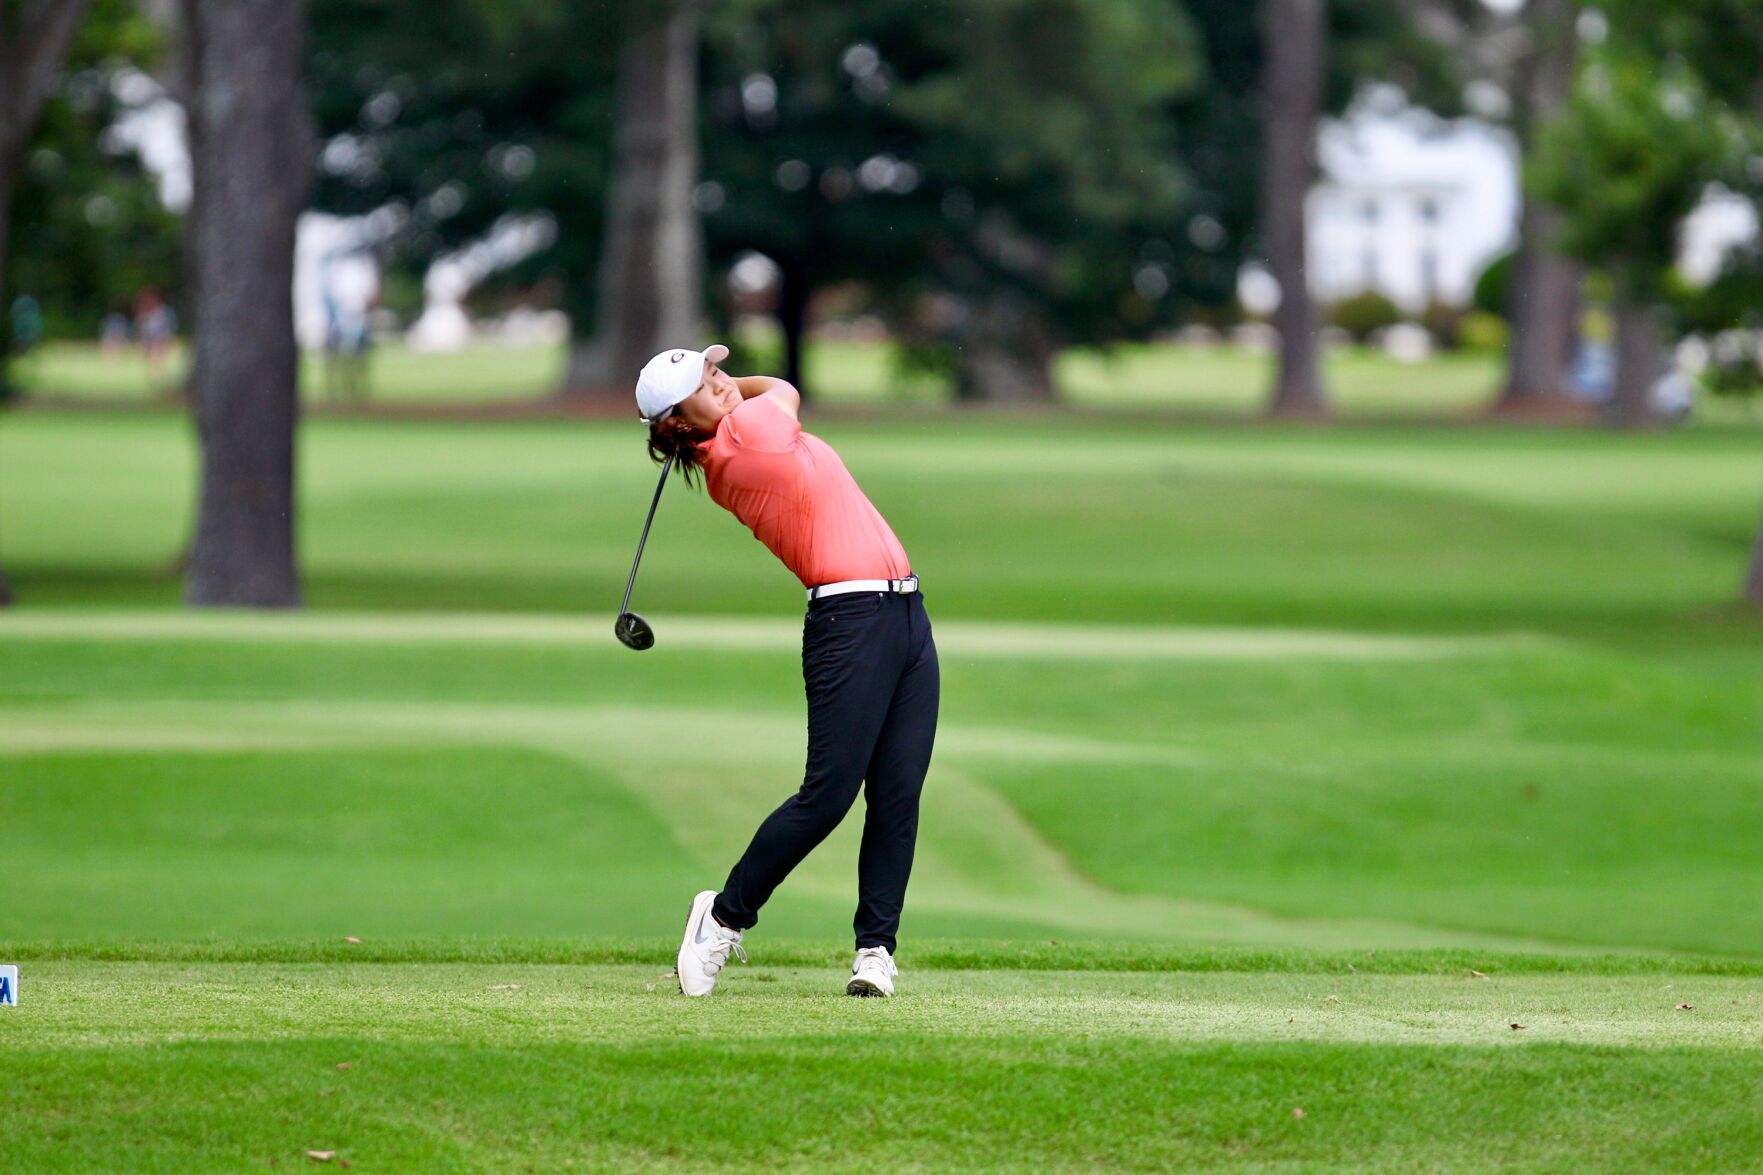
[620,454,674,616]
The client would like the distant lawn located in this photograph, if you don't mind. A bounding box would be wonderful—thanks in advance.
[10,334,1514,415]
[21,327,1763,424]
[2,410,1757,634]
[9,339,563,404]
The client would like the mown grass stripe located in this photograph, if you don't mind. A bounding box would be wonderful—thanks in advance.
[0,609,1543,661]
[6,938,1762,976]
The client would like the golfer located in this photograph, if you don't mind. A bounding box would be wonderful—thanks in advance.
[636,343,939,998]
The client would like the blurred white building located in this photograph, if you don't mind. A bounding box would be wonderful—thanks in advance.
[1301,103,1759,316]
[1307,108,1520,312]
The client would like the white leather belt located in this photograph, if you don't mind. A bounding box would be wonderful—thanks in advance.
[807,574,919,602]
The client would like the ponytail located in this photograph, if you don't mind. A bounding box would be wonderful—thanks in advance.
[646,414,711,490]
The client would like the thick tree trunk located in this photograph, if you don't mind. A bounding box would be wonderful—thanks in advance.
[1604,297,1658,428]
[1743,505,1763,605]
[1260,0,1329,417]
[1498,201,1581,408]
[182,0,311,607]
[1495,0,1581,412]
[775,251,811,394]
[561,1,702,403]
[953,288,1057,403]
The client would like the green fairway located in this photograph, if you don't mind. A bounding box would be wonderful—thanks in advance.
[3,410,1760,631]
[1,605,1760,955]
[6,952,1763,1171]
[3,406,1761,1167]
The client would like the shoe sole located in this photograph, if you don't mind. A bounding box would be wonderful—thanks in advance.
[846,977,891,997]
[676,893,689,996]
[677,891,715,997]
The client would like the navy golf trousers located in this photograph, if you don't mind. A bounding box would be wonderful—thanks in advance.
[712,587,939,953]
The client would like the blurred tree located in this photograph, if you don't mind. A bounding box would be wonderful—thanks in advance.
[1244,0,1476,416]
[183,0,313,607]
[1169,0,1476,401]
[1494,0,1583,414]
[8,1,177,342]
[705,0,1197,401]
[1344,0,1592,413]
[1259,0,1328,416]
[1668,248,1763,407]
[1533,51,1738,426]
[566,0,704,399]
[1598,0,1763,596]
[866,0,1196,400]
[1161,0,1262,324]
[0,0,94,605]
[1329,289,1401,343]
[304,0,1473,404]
[0,0,94,399]
[306,0,625,393]
[696,0,930,393]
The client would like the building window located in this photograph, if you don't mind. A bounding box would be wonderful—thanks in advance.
[1360,199,1379,224]
[1418,197,1440,224]
[1361,247,1378,288]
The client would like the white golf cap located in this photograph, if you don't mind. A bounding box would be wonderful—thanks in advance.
[635,343,730,424]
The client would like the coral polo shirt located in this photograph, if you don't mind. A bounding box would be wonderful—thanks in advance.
[698,395,912,589]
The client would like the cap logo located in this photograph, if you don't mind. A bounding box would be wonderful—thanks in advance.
[671,351,685,363]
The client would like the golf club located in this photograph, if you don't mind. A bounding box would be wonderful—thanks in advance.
[615,453,674,650]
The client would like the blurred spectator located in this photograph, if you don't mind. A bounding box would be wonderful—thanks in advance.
[133,287,176,370]
[9,295,44,355]
[100,304,132,356]
[321,257,378,401]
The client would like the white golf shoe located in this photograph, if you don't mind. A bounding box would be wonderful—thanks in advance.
[676,889,747,997]
[847,945,898,997]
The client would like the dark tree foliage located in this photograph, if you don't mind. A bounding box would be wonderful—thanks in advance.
[303,0,1470,401]
[311,0,1203,400]
[9,2,179,339]
[698,0,965,387]
[305,0,624,329]
[1,0,102,389]
[706,0,1201,400]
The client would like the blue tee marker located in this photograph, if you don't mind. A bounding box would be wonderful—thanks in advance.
[0,965,16,1006]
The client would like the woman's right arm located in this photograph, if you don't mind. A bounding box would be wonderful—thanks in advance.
[734,376,801,418]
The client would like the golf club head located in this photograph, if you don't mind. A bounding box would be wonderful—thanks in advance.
[614,610,655,651]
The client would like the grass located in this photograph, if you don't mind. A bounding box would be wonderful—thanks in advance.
[9,334,1509,416]
[9,339,563,404]
[20,331,1763,426]
[7,958,1763,1170]
[20,330,1763,425]
[2,405,1762,1167]
[3,411,1760,631]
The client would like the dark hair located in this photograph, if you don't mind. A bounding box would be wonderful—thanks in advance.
[646,413,711,490]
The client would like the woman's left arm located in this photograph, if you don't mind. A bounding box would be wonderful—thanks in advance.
[734,376,801,418]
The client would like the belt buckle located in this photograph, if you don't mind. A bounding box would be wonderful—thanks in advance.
[894,575,918,594]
